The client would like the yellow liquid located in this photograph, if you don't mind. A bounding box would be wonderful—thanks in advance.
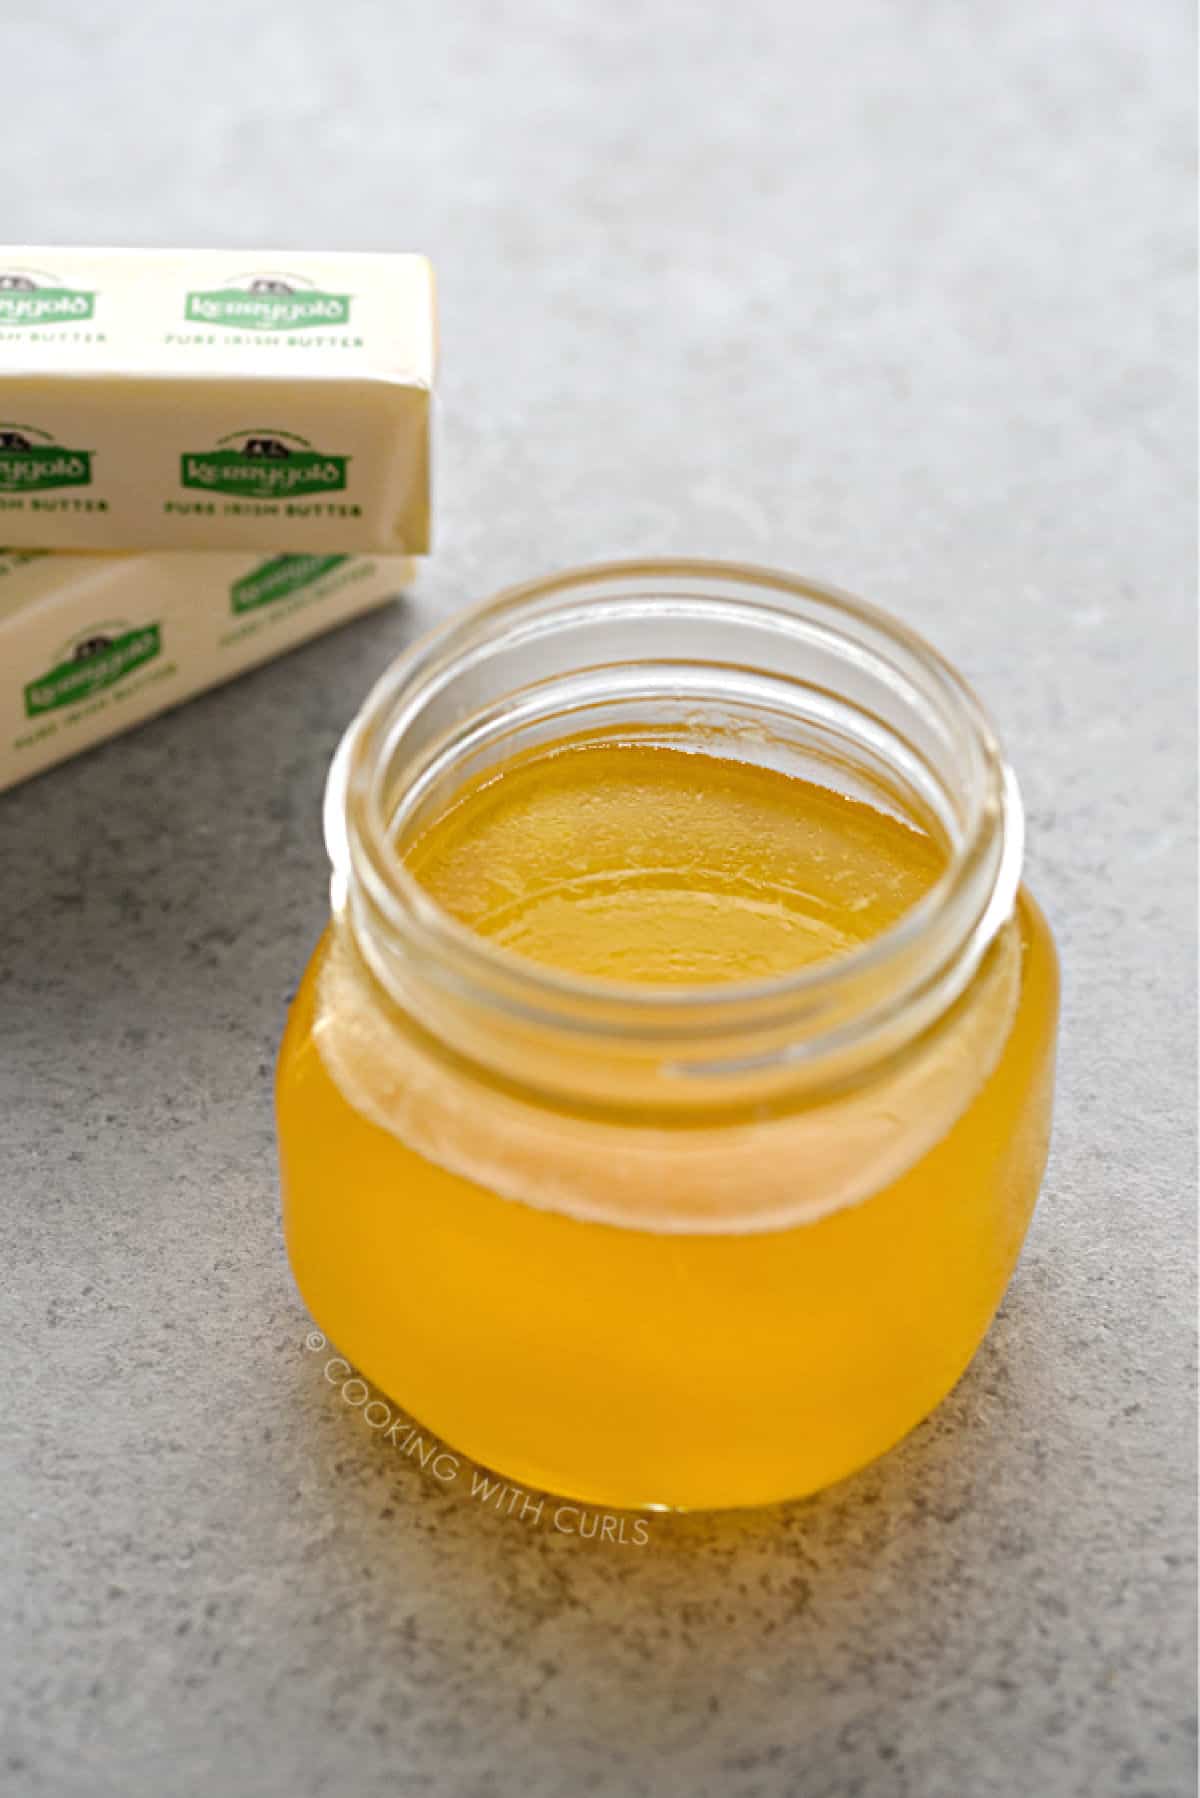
[404,744,946,978]
[277,742,1058,1508]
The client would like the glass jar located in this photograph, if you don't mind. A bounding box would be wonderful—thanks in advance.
[276,560,1059,1510]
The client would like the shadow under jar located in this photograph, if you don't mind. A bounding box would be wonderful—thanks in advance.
[276,561,1059,1511]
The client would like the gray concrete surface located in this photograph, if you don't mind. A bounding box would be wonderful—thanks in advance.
[1,3,1195,1795]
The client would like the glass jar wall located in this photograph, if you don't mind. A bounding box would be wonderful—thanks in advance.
[276,562,1059,1510]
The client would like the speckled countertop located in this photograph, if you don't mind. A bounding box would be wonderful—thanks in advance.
[1,4,1195,1795]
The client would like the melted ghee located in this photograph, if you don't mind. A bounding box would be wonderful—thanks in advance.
[404,743,944,980]
[277,742,1058,1508]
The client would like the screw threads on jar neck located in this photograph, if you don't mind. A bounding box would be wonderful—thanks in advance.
[324,560,1024,1117]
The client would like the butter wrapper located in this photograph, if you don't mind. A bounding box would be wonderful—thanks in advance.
[0,248,433,554]
[0,547,414,791]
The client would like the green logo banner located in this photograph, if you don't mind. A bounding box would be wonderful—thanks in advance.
[181,447,349,499]
[230,555,349,614]
[24,626,161,717]
[184,289,351,331]
[0,286,95,328]
[0,443,92,493]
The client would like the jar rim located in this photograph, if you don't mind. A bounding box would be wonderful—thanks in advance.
[326,559,1024,1083]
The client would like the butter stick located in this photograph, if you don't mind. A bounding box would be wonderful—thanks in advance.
[0,248,433,553]
[0,547,414,791]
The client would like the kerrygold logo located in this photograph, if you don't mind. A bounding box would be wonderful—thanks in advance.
[230,554,348,614]
[0,424,93,493]
[181,430,349,499]
[0,268,96,328]
[24,624,161,718]
[184,272,351,332]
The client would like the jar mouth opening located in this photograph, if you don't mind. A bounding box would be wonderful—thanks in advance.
[328,559,1023,1063]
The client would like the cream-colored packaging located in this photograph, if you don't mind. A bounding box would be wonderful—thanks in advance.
[0,548,414,792]
[0,248,433,553]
